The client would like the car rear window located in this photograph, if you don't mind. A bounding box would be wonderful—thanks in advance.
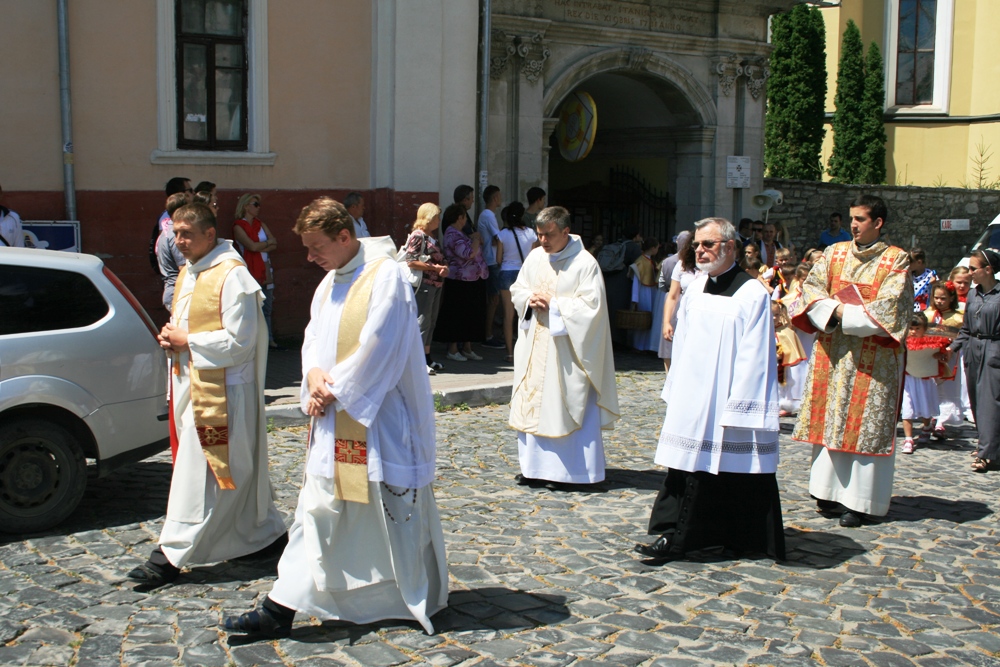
[0,265,109,335]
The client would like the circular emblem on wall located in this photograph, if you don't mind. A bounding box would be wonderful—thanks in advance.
[556,90,598,163]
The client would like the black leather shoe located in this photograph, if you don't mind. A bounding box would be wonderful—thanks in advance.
[839,510,863,528]
[223,606,293,638]
[815,498,841,513]
[126,562,179,589]
[515,474,544,487]
[634,535,675,559]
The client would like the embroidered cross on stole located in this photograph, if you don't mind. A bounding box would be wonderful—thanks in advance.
[171,258,244,490]
[329,259,386,504]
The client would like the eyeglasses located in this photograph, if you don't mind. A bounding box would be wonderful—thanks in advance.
[184,188,194,194]
[691,240,724,250]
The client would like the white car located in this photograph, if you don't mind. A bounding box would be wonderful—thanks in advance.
[0,247,169,532]
[956,212,1000,276]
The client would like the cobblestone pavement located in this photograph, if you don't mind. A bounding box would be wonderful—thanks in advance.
[2,370,1000,666]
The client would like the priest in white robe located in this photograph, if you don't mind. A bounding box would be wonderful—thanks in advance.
[128,203,287,589]
[635,217,785,562]
[225,197,447,639]
[508,206,619,489]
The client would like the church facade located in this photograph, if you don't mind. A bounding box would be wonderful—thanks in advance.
[1,0,792,333]
[486,0,796,244]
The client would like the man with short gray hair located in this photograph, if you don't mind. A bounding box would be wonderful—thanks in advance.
[636,216,785,562]
[343,192,370,238]
[508,206,619,489]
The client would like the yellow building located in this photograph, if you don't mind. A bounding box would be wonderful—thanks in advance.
[820,0,1000,187]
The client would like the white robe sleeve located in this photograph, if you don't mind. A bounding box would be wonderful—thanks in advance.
[327,263,417,427]
[720,289,779,431]
[187,272,261,370]
[842,303,886,337]
[548,298,568,337]
[301,274,332,375]
[511,254,534,330]
[806,298,841,333]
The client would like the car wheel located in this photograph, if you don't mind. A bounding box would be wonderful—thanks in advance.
[0,419,87,533]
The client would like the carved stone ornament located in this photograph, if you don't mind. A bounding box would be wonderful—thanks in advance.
[627,47,653,72]
[491,29,550,83]
[743,58,770,100]
[713,54,743,97]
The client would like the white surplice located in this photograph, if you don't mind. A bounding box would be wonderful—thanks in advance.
[268,237,447,634]
[508,235,619,483]
[779,329,816,414]
[656,273,780,475]
[159,240,286,568]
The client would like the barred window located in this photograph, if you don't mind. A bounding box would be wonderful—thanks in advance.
[176,0,248,150]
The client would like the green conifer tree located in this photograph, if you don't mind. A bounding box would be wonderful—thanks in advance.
[828,20,866,183]
[764,4,827,180]
[859,41,887,184]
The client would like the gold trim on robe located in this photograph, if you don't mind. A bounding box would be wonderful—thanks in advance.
[791,241,912,456]
[171,258,244,490]
[330,258,387,504]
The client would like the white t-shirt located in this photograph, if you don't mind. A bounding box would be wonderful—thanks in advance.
[671,259,699,294]
[0,210,24,247]
[498,227,538,271]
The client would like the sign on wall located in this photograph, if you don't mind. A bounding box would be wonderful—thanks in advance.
[22,221,81,252]
[940,218,970,231]
[727,156,750,189]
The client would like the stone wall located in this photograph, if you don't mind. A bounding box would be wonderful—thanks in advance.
[761,178,1000,275]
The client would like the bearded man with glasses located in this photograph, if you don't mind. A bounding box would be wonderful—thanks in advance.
[636,216,785,563]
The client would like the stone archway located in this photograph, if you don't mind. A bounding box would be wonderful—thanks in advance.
[538,48,718,242]
[542,47,717,126]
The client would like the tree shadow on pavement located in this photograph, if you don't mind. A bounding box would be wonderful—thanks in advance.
[0,460,173,546]
[782,528,867,569]
[238,587,571,646]
[878,495,992,524]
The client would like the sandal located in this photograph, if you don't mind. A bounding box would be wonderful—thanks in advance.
[972,457,999,473]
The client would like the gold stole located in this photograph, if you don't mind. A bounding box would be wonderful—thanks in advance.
[171,259,244,490]
[329,259,386,504]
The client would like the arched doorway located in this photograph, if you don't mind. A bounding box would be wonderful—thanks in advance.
[548,69,709,248]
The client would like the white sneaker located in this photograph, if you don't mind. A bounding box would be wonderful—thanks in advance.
[463,350,483,361]
[446,351,468,362]
[901,438,915,454]
[427,365,436,375]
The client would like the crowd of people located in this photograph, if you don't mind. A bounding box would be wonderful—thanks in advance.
[48,180,995,638]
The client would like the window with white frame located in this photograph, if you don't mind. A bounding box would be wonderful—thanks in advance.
[884,0,954,114]
[176,0,248,150]
[152,0,273,165]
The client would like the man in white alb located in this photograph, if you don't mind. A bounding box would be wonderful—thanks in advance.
[128,203,287,588]
[509,206,619,489]
[635,217,785,562]
[224,197,447,638]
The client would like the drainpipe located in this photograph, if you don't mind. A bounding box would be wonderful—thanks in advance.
[477,0,491,194]
[57,0,77,221]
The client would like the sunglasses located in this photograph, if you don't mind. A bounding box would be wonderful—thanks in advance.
[691,240,724,250]
[249,202,260,207]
